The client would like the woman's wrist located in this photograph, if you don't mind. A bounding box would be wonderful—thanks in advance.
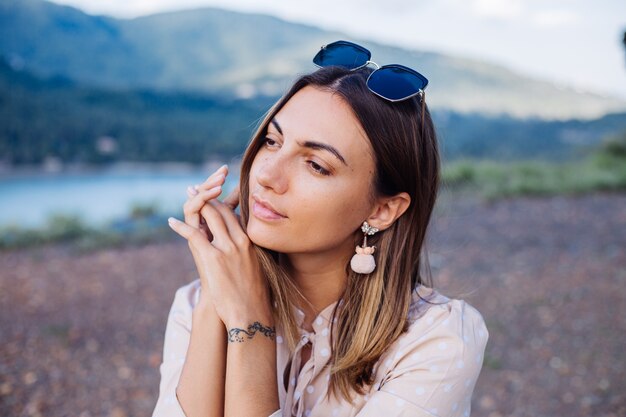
[194,293,274,334]
[193,295,222,324]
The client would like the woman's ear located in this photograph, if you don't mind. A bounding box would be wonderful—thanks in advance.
[366,192,411,231]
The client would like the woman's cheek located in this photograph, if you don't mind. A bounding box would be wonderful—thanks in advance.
[307,187,359,225]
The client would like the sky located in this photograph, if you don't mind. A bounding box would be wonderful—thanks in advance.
[49,0,626,100]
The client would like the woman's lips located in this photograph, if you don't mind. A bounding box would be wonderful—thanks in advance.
[252,201,286,221]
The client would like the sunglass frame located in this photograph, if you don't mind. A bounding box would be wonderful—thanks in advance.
[312,40,428,102]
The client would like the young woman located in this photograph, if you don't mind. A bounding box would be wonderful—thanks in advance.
[152,40,489,417]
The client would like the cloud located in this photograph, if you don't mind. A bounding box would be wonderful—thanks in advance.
[470,0,524,20]
[531,10,581,27]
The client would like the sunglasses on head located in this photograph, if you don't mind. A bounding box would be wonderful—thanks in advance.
[312,40,429,102]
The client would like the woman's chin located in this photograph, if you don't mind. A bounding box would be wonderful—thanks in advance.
[246,221,285,251]
[250,238,287,254]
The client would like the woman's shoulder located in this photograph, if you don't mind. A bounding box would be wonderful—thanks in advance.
[376,284,489,378]
[408,284,487,330]
[376,286,489,404]
[407,284,489,344]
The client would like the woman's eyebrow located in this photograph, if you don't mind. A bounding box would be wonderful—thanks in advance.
[270,118,348,166]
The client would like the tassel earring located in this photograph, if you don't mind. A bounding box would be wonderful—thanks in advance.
[350,221,379,274]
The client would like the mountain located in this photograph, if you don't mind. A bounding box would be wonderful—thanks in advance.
[3,58,626,166]
[1,0,624,120]
[0,57,274,165]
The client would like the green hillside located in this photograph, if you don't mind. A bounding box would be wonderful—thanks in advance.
[2,58,626,166]
[0,58,274,164]
[433,111,626,162]
[1,0,624,120]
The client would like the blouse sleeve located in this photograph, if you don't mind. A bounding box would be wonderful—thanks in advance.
[355,299,489,417]
[151,281,200,417]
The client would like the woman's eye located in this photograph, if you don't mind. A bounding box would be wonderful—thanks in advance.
[308,161,331,176]
[263,137,278,147]
[262,137,330,176]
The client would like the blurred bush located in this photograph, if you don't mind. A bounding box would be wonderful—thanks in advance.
[129,201,159,220]
[441,130,626,200]
[0,207,175,251]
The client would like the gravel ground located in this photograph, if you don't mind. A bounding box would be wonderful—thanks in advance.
[1,190,624,417]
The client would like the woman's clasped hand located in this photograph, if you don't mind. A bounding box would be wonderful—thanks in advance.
[167,164,274,330]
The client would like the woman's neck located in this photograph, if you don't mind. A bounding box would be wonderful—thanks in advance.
[279,242,352,329]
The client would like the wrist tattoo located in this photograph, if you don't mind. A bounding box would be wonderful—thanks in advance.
[228,321,276,343]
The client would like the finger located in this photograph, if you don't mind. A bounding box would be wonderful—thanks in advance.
[193,172,226,194]
[205,164,228,182]
[183,185,222,228]
[192,165,229,193]
[199,201,232,250]
[208,199,248,246]
[167,216,215,250]
[195,215,212,240]
[187,185,199,198]
[210,164,229,179]
[223,183,240,210]
[184,187,213,239]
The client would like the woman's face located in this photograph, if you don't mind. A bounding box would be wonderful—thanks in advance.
[247,85,377,254]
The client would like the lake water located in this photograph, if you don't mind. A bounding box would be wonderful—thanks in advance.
[0,167,240,228]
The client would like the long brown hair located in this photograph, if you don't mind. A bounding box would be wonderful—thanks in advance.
[238,65,440,404]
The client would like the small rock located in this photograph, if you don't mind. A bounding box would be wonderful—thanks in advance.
[561,392,575,404]
[23,371,37,385]
[117,366,132,380]
[108,407,127,417]
[0,382,13,395]
[479,395,495,409]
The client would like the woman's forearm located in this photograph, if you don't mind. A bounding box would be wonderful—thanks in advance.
[225,313,279,417]
[176,296,227,417]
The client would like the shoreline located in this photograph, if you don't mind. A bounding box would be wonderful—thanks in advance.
[0,159,243,179]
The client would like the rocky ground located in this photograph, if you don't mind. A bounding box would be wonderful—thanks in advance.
[0,190,624,417]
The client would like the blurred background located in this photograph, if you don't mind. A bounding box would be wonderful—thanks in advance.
[0,0,624,416]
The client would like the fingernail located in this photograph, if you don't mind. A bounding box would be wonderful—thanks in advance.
[168,217,178,224]
[220,164,228,171]
[187,185,199,195]
[209,185,221,192]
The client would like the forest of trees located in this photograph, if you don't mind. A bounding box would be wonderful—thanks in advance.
[4,56,626,167]
[0,58,275,165]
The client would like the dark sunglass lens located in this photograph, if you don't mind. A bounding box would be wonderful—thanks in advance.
[367,65,428,101]
[313,42,370,70]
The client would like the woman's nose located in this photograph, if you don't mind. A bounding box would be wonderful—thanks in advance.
[255,154,288,194]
